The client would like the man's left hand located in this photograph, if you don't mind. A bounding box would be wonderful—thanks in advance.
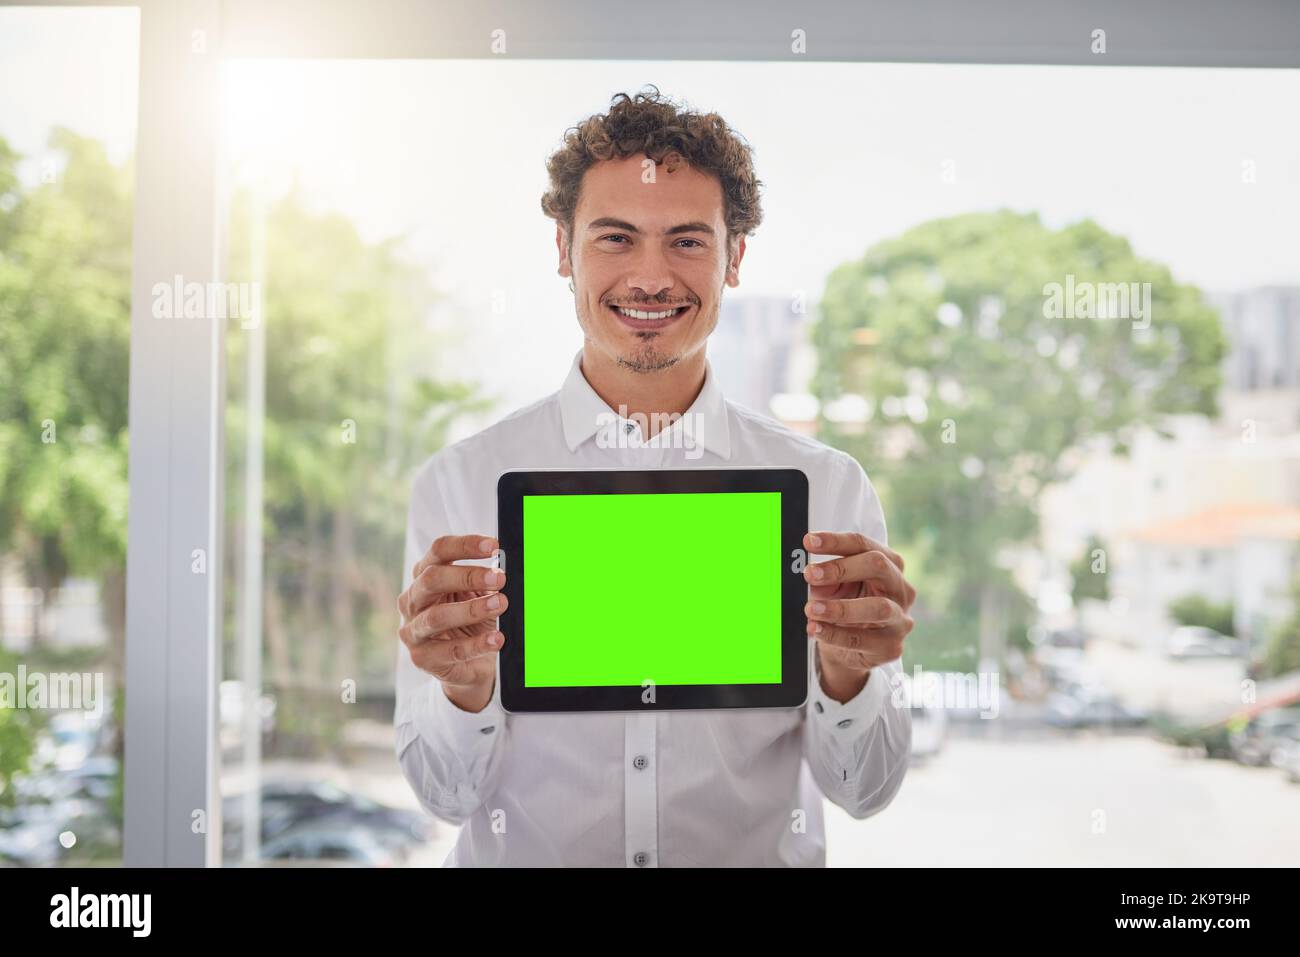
[802,531,916,699]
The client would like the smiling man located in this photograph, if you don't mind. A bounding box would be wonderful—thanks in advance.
[394,85,915,867]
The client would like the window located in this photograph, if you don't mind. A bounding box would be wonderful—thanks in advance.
[0,5,139,867]
[10,0,1300,870]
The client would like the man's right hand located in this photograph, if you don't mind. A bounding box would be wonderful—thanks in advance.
[398,534,507,714]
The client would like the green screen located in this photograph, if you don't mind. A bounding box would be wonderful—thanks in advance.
[523,491,783,687]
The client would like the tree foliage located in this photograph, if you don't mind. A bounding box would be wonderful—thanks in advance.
[1167,594,1235,637]
[811,210,1227,671]
[222,188,489,754]
[1070,534,1111,605]
[0,129,132,620]
[1261,574,1300,678]
[0,128,487,771]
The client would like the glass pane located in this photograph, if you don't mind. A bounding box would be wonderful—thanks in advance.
[0,7,139,866]
[217,59,1300,866]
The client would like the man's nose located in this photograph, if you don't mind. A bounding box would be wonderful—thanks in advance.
[625,245,676,298]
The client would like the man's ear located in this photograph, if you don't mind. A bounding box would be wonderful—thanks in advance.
[725,235,747,288]
[556,223,573,280]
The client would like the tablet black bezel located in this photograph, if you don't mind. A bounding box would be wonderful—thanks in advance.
[495,467,809,713]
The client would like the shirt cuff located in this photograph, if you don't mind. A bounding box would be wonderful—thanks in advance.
[808,651,892,738]
[411,673,506,757]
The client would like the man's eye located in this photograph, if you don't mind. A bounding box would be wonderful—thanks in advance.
[598,235,703,248]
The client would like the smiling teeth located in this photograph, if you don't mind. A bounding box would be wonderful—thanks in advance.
[617,306,682,320]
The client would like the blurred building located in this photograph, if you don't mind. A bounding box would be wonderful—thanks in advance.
[1209,287,1300,390]
[1110,503,1300,651]
[0,557,106,652]
[708,295,811,419]
[1038,286,1300,643]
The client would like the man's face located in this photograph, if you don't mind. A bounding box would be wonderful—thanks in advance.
[557,152,744,374]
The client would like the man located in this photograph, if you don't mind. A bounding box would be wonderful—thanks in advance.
[395,86,916,866]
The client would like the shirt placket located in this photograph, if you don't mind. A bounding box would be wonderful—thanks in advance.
[614,414,664,867]
[619,418,667,467]
[624,711,658,867]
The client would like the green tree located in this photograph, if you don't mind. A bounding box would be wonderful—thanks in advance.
[1261,572,1300,678]
[0,129,132,660]
[223,187,489,756]
[1070,534,1111,605]
[811,211,1226,672]
[1168,594,1235,637]
[0,649,44,806]
[1,127,487,782]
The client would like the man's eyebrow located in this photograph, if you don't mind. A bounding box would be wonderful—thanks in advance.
[586,217,715,237]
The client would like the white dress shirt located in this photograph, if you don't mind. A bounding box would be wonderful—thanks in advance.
[394,348,911,866]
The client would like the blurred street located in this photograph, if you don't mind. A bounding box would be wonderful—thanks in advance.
[353,724,1300,868]
[829,728,1300,867]
[222,632,1300,868]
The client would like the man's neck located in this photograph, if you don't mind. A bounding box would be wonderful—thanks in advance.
[580,344,707,439]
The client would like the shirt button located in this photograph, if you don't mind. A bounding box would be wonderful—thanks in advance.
[625,422,636,434]
[633,851,649,867]
[813,701,824,714]
[632,754,649,770]
[837,718,853,729]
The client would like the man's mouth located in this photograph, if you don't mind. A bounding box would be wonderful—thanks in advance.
[608,303,691,330]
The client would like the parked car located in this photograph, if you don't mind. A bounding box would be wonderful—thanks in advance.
[9,756,118,806]
[1043,627,1088,650]
[1228,706,1300,767]
[1274,737,1300,783]
[260,820,410,867]
[1044,681,1148,728]
[0,796,120,866]
[33,711,107,772]
[1033,646,1093,689]
[222,780,435,863]
[1166,625,1243,659]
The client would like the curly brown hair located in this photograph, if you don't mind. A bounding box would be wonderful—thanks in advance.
[540,85,764,254]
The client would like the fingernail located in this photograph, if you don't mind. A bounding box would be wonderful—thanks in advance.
[809,534,822,548]
[486,595,502,611]
[811,601,826,615]
[809,622,823,635]
[480,538,495,554]
[487,631,503,647]
[486,570,503,587]
[809,566,824,581]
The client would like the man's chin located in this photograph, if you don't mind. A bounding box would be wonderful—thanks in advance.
[616,348,679,374]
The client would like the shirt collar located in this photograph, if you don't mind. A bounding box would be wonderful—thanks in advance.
[558,348,732,460]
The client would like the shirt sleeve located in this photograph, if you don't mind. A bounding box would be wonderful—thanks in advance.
[393,458,508,826]
[803,453,912,819]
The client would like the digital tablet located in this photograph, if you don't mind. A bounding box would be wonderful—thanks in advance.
[495,467,809,713]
